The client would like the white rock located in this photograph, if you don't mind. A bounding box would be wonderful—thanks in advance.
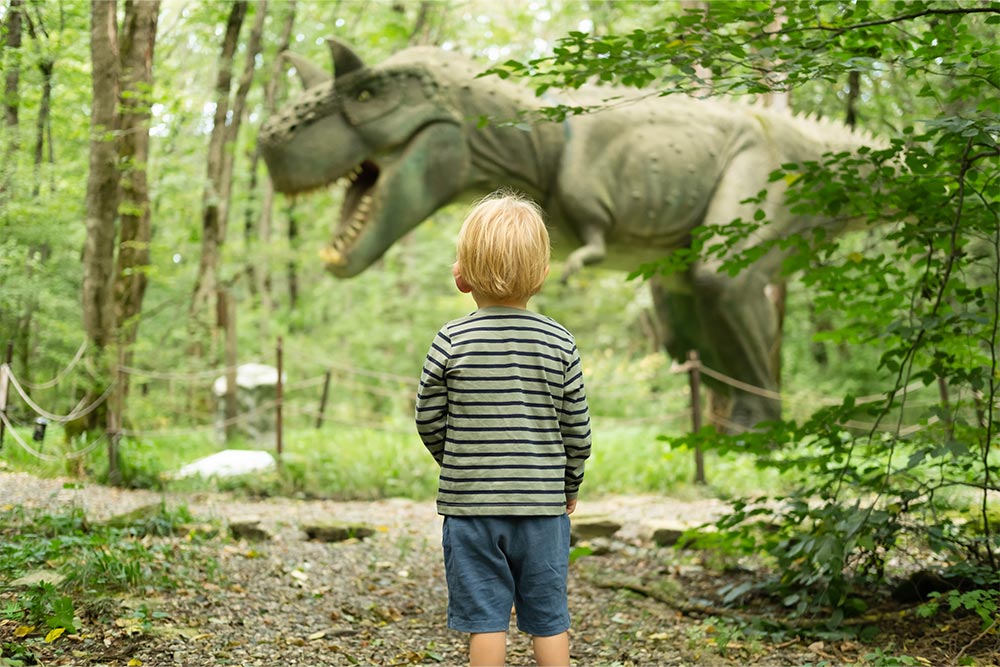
[176,449,276,479]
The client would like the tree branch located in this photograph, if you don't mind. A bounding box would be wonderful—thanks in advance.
[774,6,1000,37]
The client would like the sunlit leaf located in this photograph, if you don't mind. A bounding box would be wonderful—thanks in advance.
[45,627,66,643]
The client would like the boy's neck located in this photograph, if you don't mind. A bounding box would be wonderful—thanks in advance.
[473,294,530,310]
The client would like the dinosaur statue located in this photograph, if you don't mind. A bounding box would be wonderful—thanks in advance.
[258,39,877,430]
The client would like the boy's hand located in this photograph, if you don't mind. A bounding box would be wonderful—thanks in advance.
[566,498,577,515]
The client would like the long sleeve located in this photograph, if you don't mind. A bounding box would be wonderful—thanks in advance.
[415,329,452,465]
[560,348,591,500]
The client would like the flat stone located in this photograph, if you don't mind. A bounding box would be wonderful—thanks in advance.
[570,517,621,544]
[652,527,685,547]
[229,520,272,541]
[11,570,66,588]
[98,502,164,530]
[303,522,375,542]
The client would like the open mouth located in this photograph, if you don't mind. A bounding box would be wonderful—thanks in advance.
[320,160,380,266]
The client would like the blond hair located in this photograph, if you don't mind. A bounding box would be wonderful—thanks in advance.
[455,191,550,302]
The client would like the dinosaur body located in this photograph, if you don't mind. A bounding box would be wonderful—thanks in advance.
[259,40,875,428]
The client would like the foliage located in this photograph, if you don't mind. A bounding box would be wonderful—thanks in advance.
[0,501,212,650]
[491,0,1000,621]
[1,0,998,649]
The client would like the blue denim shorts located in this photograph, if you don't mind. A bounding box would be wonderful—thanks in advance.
[442,514,571,637]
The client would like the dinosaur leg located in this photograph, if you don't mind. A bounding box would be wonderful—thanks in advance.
[683,157,787,429]
[688,262,781,428]
[650,271,779,431]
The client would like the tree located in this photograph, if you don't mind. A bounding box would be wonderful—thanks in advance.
[1,0,23,199]
[81,0,160,482]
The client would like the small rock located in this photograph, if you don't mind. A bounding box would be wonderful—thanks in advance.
[303,522,375,542]
[570,517,621,544]
[99,502,164,530]
[11,570,66,588]
[652,527,684,547]
[229,520,271,541]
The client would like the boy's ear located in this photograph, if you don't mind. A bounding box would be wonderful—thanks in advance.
[453,263,473,294]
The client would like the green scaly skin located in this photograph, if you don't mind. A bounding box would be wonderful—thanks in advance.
[259,39,879,430]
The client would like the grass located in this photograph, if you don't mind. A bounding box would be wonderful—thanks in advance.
[1,402,791,501]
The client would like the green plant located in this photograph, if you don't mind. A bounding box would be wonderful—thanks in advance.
[919,588,1000,630]
[497,0,1000,621]
[19,582,76,634]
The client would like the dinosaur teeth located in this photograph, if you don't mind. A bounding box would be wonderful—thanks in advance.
[319,246,344,266]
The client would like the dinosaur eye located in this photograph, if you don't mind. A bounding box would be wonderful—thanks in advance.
[357,89,372,102]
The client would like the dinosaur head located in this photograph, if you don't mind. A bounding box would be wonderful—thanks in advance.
[259,39,467,277]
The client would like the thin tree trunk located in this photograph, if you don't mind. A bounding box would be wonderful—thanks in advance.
[218,1,265,235]
[845,70,861,128]
[113,0,159,358]
[82,0,121,473]
[247,0,295,309]
[83,0,120,352]
[287,202,299,309]
[79,0,161,481]
[31,59,53,197]
[1,0,23,199]
[190,1,247,328]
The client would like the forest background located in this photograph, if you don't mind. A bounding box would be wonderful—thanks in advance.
[0,0,998,649]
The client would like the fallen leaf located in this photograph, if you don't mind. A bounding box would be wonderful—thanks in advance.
[308,630,327,641]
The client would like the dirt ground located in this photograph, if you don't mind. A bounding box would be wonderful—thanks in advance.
[1,472,998,666]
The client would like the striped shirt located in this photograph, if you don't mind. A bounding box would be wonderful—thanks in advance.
[415,306,592,517]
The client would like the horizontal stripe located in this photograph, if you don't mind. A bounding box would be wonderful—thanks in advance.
[439,488,566,495]
[443,449,565,458]
[438,500,568,508]
[452,338,573,357]
[442,462,566,470]
[447,424,561,433]
[439,475,563,483]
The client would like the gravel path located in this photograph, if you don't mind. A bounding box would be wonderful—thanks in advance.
[1,472,830,666]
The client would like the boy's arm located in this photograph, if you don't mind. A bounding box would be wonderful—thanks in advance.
[561,349,592,502]
[415,330,451,465]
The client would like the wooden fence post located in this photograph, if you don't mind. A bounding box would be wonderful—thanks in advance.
[107,344,124,486]
[221,288,238,443]
[276,336,283,467]
[688,350,706,485]
[0,341,12,449]
[316,369,331,429]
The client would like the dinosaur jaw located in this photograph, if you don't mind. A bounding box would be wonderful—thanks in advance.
[320,160,381,270]
[319,121,467,278]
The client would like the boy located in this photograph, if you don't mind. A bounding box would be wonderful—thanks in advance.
[415,191,592,667]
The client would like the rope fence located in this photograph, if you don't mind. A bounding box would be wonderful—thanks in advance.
[0,338,962,482]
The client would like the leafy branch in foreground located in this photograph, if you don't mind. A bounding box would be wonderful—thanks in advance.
[493,0,1000,622]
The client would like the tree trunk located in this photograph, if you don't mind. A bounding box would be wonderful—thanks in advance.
[287,202,299,309]
[31,58,53,197]
[219,2,265,235]
[247,0,295,310]
[113,0,160,406]
[79,0,161,482]
[1,0,23,199]
[82,0,121,478]
[190,1,247,328]
[83,0,120,352]
[845,70,861,128]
